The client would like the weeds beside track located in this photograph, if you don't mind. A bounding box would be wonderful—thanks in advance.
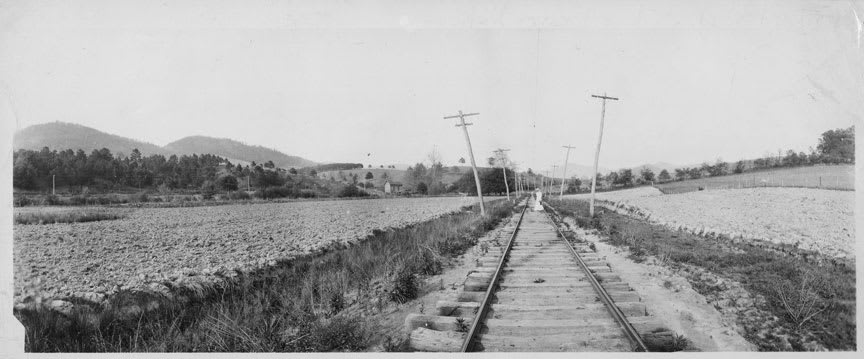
[546,198,855,351]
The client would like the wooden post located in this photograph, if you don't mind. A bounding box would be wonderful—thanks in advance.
[589,93,619,217]
[445,111,485,216]
[559,145,575,199]
[52,174,56,195]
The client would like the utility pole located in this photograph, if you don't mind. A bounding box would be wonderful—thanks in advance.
[494,148,511,201]
[559,145,575,199]
[445,110,485,216]
[52,174,56,195]
[589,93,619,217]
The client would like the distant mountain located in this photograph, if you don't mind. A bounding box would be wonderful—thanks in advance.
[166,136,316,168]
[13,122,168,156]
[13,122,317,169]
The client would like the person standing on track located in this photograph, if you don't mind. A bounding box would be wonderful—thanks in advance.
[533,188,544,211]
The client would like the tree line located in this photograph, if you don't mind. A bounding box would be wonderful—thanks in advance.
[13,147,231,191]
[598,126,854,187]
[11,146,341,198]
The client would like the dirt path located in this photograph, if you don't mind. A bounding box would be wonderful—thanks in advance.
[566,219,756,351]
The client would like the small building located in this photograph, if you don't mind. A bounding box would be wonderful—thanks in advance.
[384,181,403,194]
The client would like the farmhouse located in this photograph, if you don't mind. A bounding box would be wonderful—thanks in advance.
[384,181,403,194]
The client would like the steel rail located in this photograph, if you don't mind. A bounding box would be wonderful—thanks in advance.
[460,200,528,352]
[542,201,649,352]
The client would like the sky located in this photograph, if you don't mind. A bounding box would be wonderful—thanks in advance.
[1,0,862,174]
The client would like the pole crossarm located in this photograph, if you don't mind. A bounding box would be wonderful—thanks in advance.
[591,94,619,101]
[444,112,480,119]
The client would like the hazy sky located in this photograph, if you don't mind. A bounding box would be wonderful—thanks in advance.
[1,0,862,173]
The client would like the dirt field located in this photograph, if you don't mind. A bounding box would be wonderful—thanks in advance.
[565,187,854,260]
[13,196,483,305]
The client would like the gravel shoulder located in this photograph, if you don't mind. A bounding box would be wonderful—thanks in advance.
[13,197,482,304]
[566,219,755,351]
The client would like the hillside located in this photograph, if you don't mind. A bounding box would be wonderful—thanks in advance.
[13,122,168,156]
[166,136,317,169]
[13,122,317,169]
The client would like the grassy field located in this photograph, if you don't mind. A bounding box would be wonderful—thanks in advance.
[15,198,519,352]
[546,198,855,351]
[655,165,854,194]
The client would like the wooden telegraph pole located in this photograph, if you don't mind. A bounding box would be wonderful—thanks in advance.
[589,93,619,217]
[559,145,575,199]
[52,174,56,195]
[445,111,486,216]
[494,148,511,201]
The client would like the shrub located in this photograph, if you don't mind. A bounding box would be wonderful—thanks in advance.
[408,250,443,275]
[382,335,409,352]
[297,316,368,352]
[130,192,149,203]
[427,182,446,196]
[69,195,88,206]
[227,191,251,200]
[773,271,831,329]
[416,182,428,195]
[217,175,239,191]
[336,185,368,198]
[254,186,293,199]
[299,189,317,198]
[42,194,60,206]
[388,271,418,303]
[13,195,33,207]
[200,180,217,200]
[329,292,346,314]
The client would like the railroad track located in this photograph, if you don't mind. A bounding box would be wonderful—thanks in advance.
[405,196,673,352]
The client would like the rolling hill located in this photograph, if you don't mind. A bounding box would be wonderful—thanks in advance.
[13,122,317,168]
[165,136,317,168]
[13,122,168,156]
